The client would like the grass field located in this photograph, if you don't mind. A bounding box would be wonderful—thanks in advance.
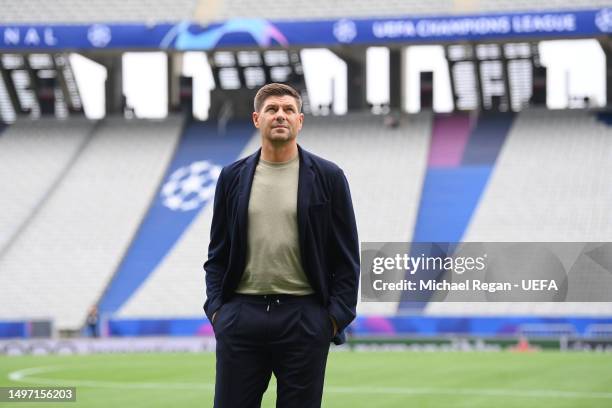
[1,351,612,407]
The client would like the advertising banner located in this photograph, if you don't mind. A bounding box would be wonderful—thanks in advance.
[1,9,610,51]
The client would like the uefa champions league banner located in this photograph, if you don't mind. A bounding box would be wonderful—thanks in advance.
[0,8,611,50]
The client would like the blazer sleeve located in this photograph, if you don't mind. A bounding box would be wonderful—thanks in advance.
[203,168,229,323]
[328,169,360,333]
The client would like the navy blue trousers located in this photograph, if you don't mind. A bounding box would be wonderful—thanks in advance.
[213,294,333,408]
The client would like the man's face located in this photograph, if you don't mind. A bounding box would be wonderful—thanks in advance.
[253,95,303,146]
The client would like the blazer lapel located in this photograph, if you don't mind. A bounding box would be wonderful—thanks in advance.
[236,149,260,251]
[297,145,314,253]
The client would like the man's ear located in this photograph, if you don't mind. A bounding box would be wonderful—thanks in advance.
[252,111,260,128]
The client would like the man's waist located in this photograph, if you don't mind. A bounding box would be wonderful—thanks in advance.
[231,293,319,305]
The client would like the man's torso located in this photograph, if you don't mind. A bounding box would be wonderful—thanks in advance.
[236,155,314,295]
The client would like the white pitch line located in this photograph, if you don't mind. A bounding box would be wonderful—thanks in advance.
[7,364,612,399]
[8,365,213,390]
[327,386,612,399]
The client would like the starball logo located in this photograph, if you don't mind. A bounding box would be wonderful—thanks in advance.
[333,19,357,43]
[87,24,111,47]
[595,9,612,33]
[161,160,221,212]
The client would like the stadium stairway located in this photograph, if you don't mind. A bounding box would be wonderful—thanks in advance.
[0,116,182,330]
[104,120,254,320]
[399,112,515,311]
[412,112,513,242]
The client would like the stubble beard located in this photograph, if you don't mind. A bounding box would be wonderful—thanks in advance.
[265,129,295,146]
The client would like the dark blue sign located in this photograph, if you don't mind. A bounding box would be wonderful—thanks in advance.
[1,8,611,51]
[0,23,174,50]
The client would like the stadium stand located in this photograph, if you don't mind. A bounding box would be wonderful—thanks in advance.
[425,108,612,317]
[1,0,606,24]
[116,112,432,319]
[215,0,609,20]
[302,113,433,316]
[0,118,95,255]
[466,109,612,242]
[96,120,253,318]
[299,113,431,244]
[0,116,183,330]
[0,0,198,24]
[1,0,606,26]
[0,0,610,360]
[115,120,258,319]
[472,0,612,13]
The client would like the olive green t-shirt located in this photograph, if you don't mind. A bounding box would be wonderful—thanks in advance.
[235,155,314,295]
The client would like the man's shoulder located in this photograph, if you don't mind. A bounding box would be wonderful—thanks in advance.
[221,156,251,175]
[300,147,343,177]
[219,152,256,179]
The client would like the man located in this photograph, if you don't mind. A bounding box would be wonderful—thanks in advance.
[85,305,99,338]
[204,83,359,408]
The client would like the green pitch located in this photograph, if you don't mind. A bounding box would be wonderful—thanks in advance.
[1,351,612,407]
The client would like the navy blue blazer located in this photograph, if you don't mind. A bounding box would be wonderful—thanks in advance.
[204,145,359,345]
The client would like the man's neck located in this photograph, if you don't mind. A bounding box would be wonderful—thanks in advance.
[260,142,298,163]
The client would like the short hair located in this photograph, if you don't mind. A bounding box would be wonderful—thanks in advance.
[253,83,302,113]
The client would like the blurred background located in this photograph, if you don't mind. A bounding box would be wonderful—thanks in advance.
[0,0,611,407]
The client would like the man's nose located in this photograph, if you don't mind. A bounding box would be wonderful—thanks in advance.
[274,110,286,121]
